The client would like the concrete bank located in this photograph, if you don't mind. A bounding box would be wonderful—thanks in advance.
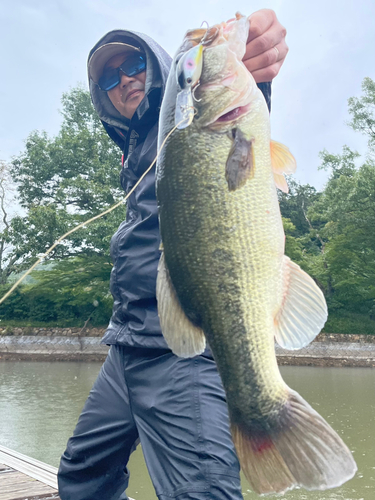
[278,333,375,367]
[0,333,374,366]
[0,336,109,361]
[276,341,375,367]
[0,326,105,337]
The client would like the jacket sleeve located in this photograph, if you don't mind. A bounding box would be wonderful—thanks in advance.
[256,82,272,112]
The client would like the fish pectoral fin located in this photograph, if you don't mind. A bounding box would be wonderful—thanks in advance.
[225,128,254,191]
[273,172,289,193]
[274,256,328,349]
[270,140,297,193]
[156,253,206,358]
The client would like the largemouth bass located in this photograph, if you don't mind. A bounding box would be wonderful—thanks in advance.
[155,13,356,495]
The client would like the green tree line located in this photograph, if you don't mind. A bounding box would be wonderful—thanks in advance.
[0,80,374,333]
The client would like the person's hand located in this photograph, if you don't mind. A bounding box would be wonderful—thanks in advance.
[242,9,288,83]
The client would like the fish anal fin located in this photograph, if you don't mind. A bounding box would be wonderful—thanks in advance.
[225,128,254,191]
[270,140,296,192]
[274,256,328,350]
[231,389,357,495]
[232,423,295,495]
[156,253,206,357]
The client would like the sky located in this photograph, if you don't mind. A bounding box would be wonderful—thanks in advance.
[1,0,374,190]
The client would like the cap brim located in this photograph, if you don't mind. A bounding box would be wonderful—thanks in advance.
[89,42,141,83]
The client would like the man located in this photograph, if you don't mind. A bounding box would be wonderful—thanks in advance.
[58,10,288,500]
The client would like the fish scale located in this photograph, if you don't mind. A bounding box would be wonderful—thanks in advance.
[159,115,286,419]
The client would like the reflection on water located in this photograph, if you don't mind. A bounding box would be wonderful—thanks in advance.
[0,361,374,500]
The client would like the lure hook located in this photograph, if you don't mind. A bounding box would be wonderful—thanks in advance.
[192,82,202,102]
[201,26,219,45]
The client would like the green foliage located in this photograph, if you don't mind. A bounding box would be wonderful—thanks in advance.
[30,256,113,325]
[0,256,113,326]
[0,85,125,326]
[0,161,19,284]
[347,77,375,154]
[8,86,126,270]
[282,217,305,266]
[320,161,375,314]
[281,79,375,333]
[279,179,320,237]
[323,311,375,336]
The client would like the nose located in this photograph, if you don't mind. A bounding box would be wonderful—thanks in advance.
[119,71,135,88]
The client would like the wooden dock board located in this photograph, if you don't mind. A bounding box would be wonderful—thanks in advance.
[0,446,59,500]
[0,445,135,500]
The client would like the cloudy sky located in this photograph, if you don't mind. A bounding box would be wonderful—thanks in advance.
[1,0,374,190]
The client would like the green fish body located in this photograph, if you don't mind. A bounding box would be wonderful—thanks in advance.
[156,14,356,495]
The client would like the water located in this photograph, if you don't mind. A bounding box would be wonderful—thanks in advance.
[0,361,374,500]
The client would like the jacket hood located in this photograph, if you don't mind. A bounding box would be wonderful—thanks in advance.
[88,30,172,152]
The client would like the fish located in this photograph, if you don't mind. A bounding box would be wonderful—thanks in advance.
[155,13,357,496]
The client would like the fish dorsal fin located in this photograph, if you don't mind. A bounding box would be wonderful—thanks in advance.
[225,128,254,191]
[274,256,328,350]
[156,252,206,357]
[270,140,296,193]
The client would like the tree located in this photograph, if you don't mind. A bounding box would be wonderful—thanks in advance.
[306,79,375,318]
[279,179,320,238]
[7,86,126,273]
[0,160,22,284]
[280,78,375,330]
[347,77,375,156]
[313,153,375,315]
[0,256,114,326]
[279,180,323,283]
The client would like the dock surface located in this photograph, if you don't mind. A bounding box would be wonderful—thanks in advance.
[0,445,59,500]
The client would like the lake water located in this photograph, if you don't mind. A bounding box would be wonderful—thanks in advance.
[0,360,374,500]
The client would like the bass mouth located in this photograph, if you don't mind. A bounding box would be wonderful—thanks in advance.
[204,102,252,129]
[216,104,251,122]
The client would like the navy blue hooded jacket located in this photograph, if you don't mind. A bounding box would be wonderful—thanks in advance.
[88,30,272,348]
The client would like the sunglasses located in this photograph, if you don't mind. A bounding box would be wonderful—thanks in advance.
[98,54,146,91]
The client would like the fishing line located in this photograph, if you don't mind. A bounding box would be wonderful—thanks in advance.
[0,120,184,306]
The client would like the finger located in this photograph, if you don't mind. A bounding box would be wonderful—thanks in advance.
[248,60,284,84]
[243,26,285,61]
[243,39,289,74]
[247,9,276,43]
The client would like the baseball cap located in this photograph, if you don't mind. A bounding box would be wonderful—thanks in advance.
[88,42,142,83]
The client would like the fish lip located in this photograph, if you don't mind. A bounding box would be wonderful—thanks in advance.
[204,102,252,129]
[216,103,252,122]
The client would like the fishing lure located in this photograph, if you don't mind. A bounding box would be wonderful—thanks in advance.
[175,44,203,129]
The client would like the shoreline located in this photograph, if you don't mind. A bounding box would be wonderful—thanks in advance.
[0,334,374,367]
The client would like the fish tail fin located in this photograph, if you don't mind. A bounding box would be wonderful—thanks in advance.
[231,389,357,495]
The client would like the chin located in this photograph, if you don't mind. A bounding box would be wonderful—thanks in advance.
[125,99,143,118]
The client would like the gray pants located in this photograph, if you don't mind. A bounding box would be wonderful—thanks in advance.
[58,345,243,500]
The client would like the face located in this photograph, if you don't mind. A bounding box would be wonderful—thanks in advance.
[105,53,146,120]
